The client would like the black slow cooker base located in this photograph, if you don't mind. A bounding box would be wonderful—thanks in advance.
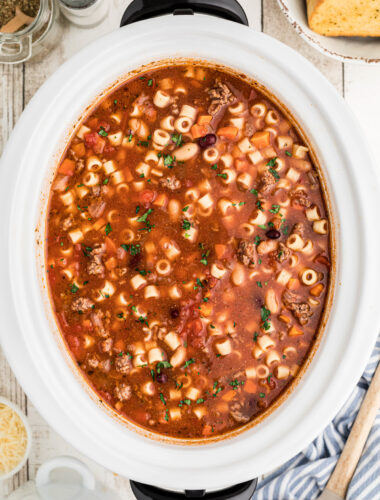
[130,479,258,500]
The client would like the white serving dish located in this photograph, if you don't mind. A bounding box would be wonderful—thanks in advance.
[0,397,32,481]
[278,0,380,64]
[0,13,380,491]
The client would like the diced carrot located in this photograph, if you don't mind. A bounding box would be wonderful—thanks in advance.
[243,380,257,394]
[310,283,324,297]
[113,339,125,352]
[200,302,213,317]
[87,117,99,130]
[153,193,168,208]
[278,314,291,324]
[251,131,270,149]
[71,142,86,158]
[105,257,117,270]
[287,278,300,290]
[217,126,239,140]
[191,124,208,139]
[289,326,303,336]
[198,115,212,125]
[215,244,227,259]
[58,158,76,176]
[123,167,134,183]
[235,159,250,171]
[202,425,213,437]
[105,236,117,255]
[116,148,127,162]
[222,390,236,402]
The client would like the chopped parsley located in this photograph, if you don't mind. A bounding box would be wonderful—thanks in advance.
[70,284,79,294]
[105,222,112,235]
[253,332,259,342]
[137,208,153,223]
[256,281,263,288]
[254,235,261,246]
[98,127,108,137]
[182,219,191,231]
[156,361,172,373]
[159,393,166,405]
[229,379,245,389]
[269,204,281,214]
[250,188,258,196]
[121,243,140,255]
[261,306,271,331]
[103,178,109,185]
[217,173,228,179]
[182,205,189,212]
[266,157,277,167]
[256,200,264,211]
[285,151,292,157]
[211,164,218,170]
[269,168,280,180]
[164,409,169,421]
[183,358,195,369]
[171,133,183,147]
[147,79,153,86]
[164,154,175,168]
[259,392,266,398]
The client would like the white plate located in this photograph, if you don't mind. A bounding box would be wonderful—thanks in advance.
[278,0,380,64]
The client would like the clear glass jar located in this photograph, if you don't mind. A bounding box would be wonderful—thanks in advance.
[0,0,61,64]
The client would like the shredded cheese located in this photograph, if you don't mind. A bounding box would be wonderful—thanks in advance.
[0,403,28,475]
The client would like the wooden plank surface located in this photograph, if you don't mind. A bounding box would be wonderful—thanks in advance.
[0,0,377,498]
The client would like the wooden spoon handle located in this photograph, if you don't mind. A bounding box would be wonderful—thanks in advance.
[326,360,380,498]
[0,6,35,34]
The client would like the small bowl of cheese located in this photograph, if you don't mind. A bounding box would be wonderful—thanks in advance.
[0,397,31,480]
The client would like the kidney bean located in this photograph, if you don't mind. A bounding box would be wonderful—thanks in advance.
[266,229,281,239]
[156,373,168,384]
[198,133,216,148]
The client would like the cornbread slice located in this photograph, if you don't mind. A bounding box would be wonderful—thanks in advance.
[307,0,380,36]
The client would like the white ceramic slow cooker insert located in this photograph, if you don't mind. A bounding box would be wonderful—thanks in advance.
[1,14,380,491]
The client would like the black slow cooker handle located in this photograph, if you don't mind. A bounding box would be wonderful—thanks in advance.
[120,0,249,26]
[123,2,252,498]
[130,478,258,500]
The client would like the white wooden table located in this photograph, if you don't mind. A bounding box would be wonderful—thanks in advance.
[1,1,380,498]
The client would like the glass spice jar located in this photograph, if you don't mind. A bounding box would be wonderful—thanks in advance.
[0,0,61,64]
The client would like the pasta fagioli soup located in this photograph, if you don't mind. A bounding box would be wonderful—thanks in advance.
[46,63,332,439]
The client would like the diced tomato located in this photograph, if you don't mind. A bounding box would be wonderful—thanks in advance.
[144,105,157,122]
[98,390,112,404]
[58,158,75,176]
[66,334,84,360]
[84,132,106,155]
[187,318,205,349]
[139,189,157,205]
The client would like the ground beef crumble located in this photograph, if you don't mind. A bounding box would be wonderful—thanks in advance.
[237,239,257,268]
[282,290,313,326]
[207,79,236,115]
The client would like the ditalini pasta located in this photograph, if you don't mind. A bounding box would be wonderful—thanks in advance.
[46,64,331,439]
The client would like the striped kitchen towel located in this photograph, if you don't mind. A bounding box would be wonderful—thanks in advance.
[253,338,380,500]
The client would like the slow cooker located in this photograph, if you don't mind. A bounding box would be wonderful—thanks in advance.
[1,1,380,498]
